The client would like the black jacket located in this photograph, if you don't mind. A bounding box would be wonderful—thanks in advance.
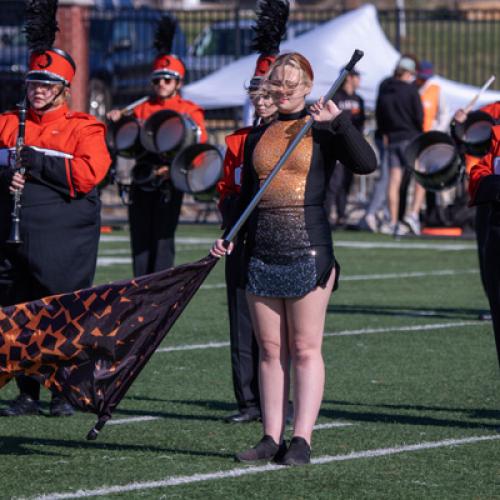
[375,77,423,143]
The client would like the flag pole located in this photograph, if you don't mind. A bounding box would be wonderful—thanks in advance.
[223,49,364,245]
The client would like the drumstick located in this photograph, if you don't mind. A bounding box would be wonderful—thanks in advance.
[464,75,495,113]
[119,96,150,115]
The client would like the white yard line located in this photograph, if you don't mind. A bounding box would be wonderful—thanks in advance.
[157,321,483,354]
[32,433,500,499]
[107,416,353,430]
[99,235,476,251]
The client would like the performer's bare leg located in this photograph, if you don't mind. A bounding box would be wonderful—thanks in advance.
[247,295,290,444]
[410,182,426,218]
[285,269,336,445]
[388,167,404,225]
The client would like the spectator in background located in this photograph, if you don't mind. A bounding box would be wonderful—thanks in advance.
[325,69,366,227]
[413,60,450,229]
[374,55,423,235]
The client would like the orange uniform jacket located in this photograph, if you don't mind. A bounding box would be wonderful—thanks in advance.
[134,95,208,144]
[469,125,500,205]
[0,104,110,198]
[464,101,500,175]
[216,126,252,209]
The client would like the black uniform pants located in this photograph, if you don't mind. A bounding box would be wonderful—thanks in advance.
[225,239,260,412]
[325,162,354,223]
[484,206,500,368]
[129,185,183,277]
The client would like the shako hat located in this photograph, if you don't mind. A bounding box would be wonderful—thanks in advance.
[24,0,76,86]
[151,14,185,80]
[249,0,290,91]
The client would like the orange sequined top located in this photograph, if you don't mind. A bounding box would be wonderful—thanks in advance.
[253,115,313,209]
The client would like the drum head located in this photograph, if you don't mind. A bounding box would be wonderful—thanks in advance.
[109,116,142,158]
[141,109,192,154]
[453,110,494,157]
[405,131,460,191]
[171,144,223,194]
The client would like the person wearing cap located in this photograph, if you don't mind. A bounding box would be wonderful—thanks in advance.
[0,46,111,416]
[216,0,289,425]
[468,125,500,367]
[216,59,279,425]
[373,55,424,236]
[107,26,207,277]
[325,68,365,227]
[414,60,450,231]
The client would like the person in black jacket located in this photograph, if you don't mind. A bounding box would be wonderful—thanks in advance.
[325,69,366,226]
[375,56,423,235]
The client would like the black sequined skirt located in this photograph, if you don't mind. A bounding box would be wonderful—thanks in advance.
[247,207,337,298]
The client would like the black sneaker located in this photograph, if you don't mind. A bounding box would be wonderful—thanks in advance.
[49,397,74,417]
[0,394,42,416]
[280,436,311,466]
[235,435,287,464]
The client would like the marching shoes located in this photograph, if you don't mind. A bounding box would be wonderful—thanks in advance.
[49,396,75,417]
[224,406,261,423]
[235,435,287,464]
[0,394,42,416]
[280,436,311,466]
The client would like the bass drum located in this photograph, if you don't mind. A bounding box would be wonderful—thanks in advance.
[107,115,144,158]
[140,109,199,155]
[405,131,461,191]
[452,110,494,157]
[170,144,223,200]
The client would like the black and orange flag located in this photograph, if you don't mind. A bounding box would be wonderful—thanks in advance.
[0,255,217,439]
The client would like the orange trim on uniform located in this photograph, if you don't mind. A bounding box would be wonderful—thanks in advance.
[216,127,252,207]
[469,125,500,203]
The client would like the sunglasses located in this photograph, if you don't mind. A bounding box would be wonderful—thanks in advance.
[152,77,176,85]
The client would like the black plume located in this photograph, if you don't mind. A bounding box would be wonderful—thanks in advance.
[24,0,59,53]
[251,0,290,55]
[154,14,177,54]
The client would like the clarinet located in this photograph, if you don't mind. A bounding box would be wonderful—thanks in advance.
[7,98,28,245]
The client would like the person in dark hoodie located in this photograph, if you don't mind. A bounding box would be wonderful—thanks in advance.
[375,55,423,235]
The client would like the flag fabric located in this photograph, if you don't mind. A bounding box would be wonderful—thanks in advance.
[0,254,218,438]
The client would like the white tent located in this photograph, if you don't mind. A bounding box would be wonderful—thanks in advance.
[183,4,500,113]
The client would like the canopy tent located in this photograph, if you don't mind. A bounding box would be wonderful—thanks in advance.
[183,4,500,113]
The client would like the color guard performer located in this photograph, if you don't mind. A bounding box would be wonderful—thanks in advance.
[0,0,111,416]
[107,15,207,276]
[216,0,288,424]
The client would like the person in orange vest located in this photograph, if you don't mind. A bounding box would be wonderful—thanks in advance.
[468,125,500,366]
[0,1,111,416]
[107,15,207,276]
[216,0,287,425]
[415,60,450,230]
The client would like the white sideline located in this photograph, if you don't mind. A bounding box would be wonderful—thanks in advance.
[156,321,484,353]
[32,433,500,499]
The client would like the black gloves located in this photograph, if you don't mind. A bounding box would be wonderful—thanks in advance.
[19,146,45,175]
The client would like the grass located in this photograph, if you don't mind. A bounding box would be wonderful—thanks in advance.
[1,224,499,499]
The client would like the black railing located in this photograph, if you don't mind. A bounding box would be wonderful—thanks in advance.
[0,6,499,115]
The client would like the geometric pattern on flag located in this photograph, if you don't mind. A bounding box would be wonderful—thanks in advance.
[0,255,218,428]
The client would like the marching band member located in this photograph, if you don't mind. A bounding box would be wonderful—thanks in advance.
[107,15,207,277]
[469,125,500,368]
[0,0,111,416]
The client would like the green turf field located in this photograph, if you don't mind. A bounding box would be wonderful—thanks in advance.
[1,225,499,499]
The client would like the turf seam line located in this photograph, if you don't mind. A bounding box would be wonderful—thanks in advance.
[30,433,500,499]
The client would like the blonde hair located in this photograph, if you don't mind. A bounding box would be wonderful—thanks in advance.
[267,52,314,87]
